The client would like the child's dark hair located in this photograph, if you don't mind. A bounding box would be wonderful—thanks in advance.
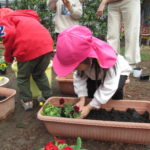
[77,58,116,86]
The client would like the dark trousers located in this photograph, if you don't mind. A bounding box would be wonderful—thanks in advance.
[17,53,52,100]
[87,75,127,100]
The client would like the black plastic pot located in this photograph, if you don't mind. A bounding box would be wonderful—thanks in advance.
[140,74,150,81]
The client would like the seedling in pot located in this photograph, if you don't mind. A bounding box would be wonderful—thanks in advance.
[59,98,81,118]
[41,98,81,118]
[41,103,61,117]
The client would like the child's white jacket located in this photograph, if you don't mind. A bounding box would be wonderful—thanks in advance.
[47,0,82,33]
[73,55,132,108]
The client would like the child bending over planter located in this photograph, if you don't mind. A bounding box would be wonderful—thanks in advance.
[0,8,53,111]
[53,25,132,118]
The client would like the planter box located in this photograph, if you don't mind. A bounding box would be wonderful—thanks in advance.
[37,97,150,144]
[0,76,9,87]
[55,72,75,95]
[0,87,16,120]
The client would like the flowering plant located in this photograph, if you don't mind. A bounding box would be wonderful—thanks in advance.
[60,98,81,118]
[42,98,81,118]
[0,57,7,71]
[42,102,62,117]
[39,137,87,150]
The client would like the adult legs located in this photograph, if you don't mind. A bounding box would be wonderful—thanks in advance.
[107,3,122,53]
[122,0,141,64]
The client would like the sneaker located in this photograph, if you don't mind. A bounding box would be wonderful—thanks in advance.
[21,99,33,111]
[29,101,33,108]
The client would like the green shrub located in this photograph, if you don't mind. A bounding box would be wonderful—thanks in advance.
[80,0,107,40]
[11,0,107,42]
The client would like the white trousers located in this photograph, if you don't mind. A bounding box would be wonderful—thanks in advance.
[107,0,141,64]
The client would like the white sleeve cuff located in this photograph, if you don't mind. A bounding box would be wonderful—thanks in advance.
[77,91,88,98]
[89,98,101,109]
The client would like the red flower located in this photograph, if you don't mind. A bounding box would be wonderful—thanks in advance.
[44,141,58,150]
[73,106,80,112]
[62,146,74,150]
[59,98,65,105]
[54,136,66,144]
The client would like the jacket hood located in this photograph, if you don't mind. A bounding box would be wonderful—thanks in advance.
[0,8,14,19]
[4,9,40,21]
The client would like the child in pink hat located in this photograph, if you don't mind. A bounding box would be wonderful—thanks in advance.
[53,25,132,118]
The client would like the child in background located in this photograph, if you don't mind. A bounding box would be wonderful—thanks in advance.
[47,0,83,40]
[0,8,53,110]
[53,25,132,118]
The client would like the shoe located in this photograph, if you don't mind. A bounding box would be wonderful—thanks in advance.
[21,99,33,111]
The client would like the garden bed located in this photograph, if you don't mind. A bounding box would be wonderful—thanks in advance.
[85,108,149,123]
[37,97,150,144]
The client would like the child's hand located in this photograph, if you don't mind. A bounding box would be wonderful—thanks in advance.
[96,2,106,18]
[62,0,72,11]
[78,104,93,119]
[75,97,86,111]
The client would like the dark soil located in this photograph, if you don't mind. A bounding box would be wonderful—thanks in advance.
[0,46,150,150]
[0,96,6,101]
[85,108,150,123]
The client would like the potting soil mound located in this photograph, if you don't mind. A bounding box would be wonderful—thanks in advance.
[0,96,6,101]
[85,108,150,123]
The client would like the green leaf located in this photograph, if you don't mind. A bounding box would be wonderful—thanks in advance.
[73,112,81,118]
[71,145,76,149]
[58,144,68,149]
[71,137,83,150]
[42,102,62,117]
[76,137,82,149]
[16,123,25,128]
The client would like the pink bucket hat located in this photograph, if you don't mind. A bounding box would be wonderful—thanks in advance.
[53,25,117,76]
[0,8,14,19]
